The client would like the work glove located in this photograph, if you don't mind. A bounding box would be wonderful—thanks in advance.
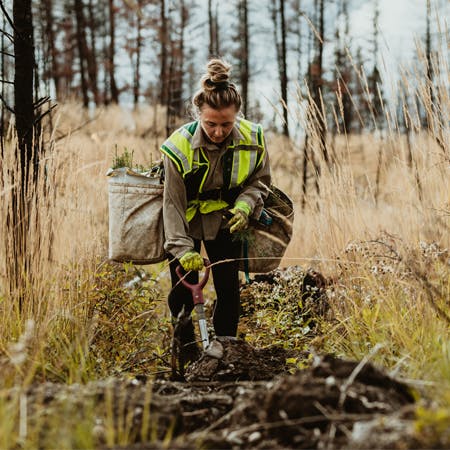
[179,250,204,271]
[227,201,251,233]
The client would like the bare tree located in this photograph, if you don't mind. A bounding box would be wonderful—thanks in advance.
[74,0,90,106]
[237,0,249,117]
[271,0,289,137]
[41,0,62,100]
[310,0,327,164]
[159,0,169,105]
[208,0,220,57]
[5,0,38,306]
[333,0,352,135]
[108,0,119,103]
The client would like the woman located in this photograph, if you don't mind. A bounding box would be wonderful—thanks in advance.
[160,58,271,359]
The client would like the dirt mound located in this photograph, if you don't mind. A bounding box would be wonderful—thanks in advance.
[20,350,418,450]
[196,354,416,449]
[185,338,305,382]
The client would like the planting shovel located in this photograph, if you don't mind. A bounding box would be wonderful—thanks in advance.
[176,259,211,350]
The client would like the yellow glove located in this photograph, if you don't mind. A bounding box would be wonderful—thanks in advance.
[179,251,204,271]
[227,201,251,233]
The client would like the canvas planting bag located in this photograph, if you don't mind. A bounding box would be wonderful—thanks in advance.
[239,186,294,273]
[107,166,165,264]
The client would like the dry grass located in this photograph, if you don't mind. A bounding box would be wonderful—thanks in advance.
[0,38,448,447]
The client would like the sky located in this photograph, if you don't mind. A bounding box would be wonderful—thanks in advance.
[242,0,449,130]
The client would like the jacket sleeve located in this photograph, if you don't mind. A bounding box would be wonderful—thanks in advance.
[162,155,195,259]
[234,137,271,219]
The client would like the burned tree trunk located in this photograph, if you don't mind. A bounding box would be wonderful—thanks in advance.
[159,0,169,105]
[14,0,35,180]
[86,0,100,105]
[271,0,289,137]
[108,0,119,103]
[279,0,289,137]
[133,1,143,107]
[238,0,249,117]
[10,0,37,306]
[311,0,327,165]
[74,0,89,107]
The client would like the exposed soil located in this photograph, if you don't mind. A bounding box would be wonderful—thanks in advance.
[22,341,421,450]
[17,268,428,449]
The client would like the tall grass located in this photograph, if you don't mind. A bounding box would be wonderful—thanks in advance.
[0,36,448,446]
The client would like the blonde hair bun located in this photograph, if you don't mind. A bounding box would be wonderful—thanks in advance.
[201,59,231,91]
[192,58,241,111]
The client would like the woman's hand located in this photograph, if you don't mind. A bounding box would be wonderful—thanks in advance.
[227,201,251,233]
[179,251,204,271]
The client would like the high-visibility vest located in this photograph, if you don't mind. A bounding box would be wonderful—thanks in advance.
[160,117,266,221]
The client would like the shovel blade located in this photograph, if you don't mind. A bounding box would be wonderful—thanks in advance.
[198,319,209,350]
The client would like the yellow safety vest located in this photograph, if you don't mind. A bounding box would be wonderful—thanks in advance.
[160,117,266,221]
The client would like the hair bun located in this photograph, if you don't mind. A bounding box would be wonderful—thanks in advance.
[202,59,231,91]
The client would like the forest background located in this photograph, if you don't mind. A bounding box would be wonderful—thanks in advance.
[0,0,449,448]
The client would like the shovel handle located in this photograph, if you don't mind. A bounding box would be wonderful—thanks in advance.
[175,259,211,305]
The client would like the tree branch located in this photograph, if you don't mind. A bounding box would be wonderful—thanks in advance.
[33,104,57,126]
[0,50,13,58]
[0,92,14,113]
[0,1,17,34]
[0,28,14,43]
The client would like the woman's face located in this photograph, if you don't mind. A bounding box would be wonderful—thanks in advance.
[199,104,238,144]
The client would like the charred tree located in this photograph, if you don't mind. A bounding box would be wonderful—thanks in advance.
[425,0,433,109]
[208,0,220,57]
[292,0,303,82]
[133,1,143,107]
[271,0,289,137]
[60,4,76,100]
[41,0,61,100]
[279,0,288,137]
[333,0,352,135]
[13,0,36,177]
[369,0,383,130]
[74,0,89,107]
[159,0,169,105]
[238,0,249,117]
[86,0,100,105]
[0,9,7,157]
[108,0,119,103]
[10,0,37,306]
[311,0,327,164]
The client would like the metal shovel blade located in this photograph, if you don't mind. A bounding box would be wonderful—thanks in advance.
[195,303,210,349]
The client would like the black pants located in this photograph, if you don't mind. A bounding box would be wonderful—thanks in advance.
[168,229,241,337]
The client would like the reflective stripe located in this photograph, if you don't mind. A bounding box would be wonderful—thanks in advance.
[186,198,229,222]
[161,119,265,193]
[249,121,259,145]
[163,139,190,174]
[249,149,258,174]
[231,150,259,187]
[230,150,241,187]
[236,151,251,186]
[178,126,193,143]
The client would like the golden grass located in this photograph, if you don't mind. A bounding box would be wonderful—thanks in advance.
[0,39,448,446]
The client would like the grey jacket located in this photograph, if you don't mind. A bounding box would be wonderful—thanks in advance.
[162,119,271,259]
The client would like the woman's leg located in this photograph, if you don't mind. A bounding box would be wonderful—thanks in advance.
[168,240,202,365]
[204,229,241,336]
[167,240,201,318]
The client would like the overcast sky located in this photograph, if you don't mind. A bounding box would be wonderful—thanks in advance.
[240,0,449,129]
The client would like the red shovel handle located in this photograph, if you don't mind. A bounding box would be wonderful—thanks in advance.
[175,259,211,305]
